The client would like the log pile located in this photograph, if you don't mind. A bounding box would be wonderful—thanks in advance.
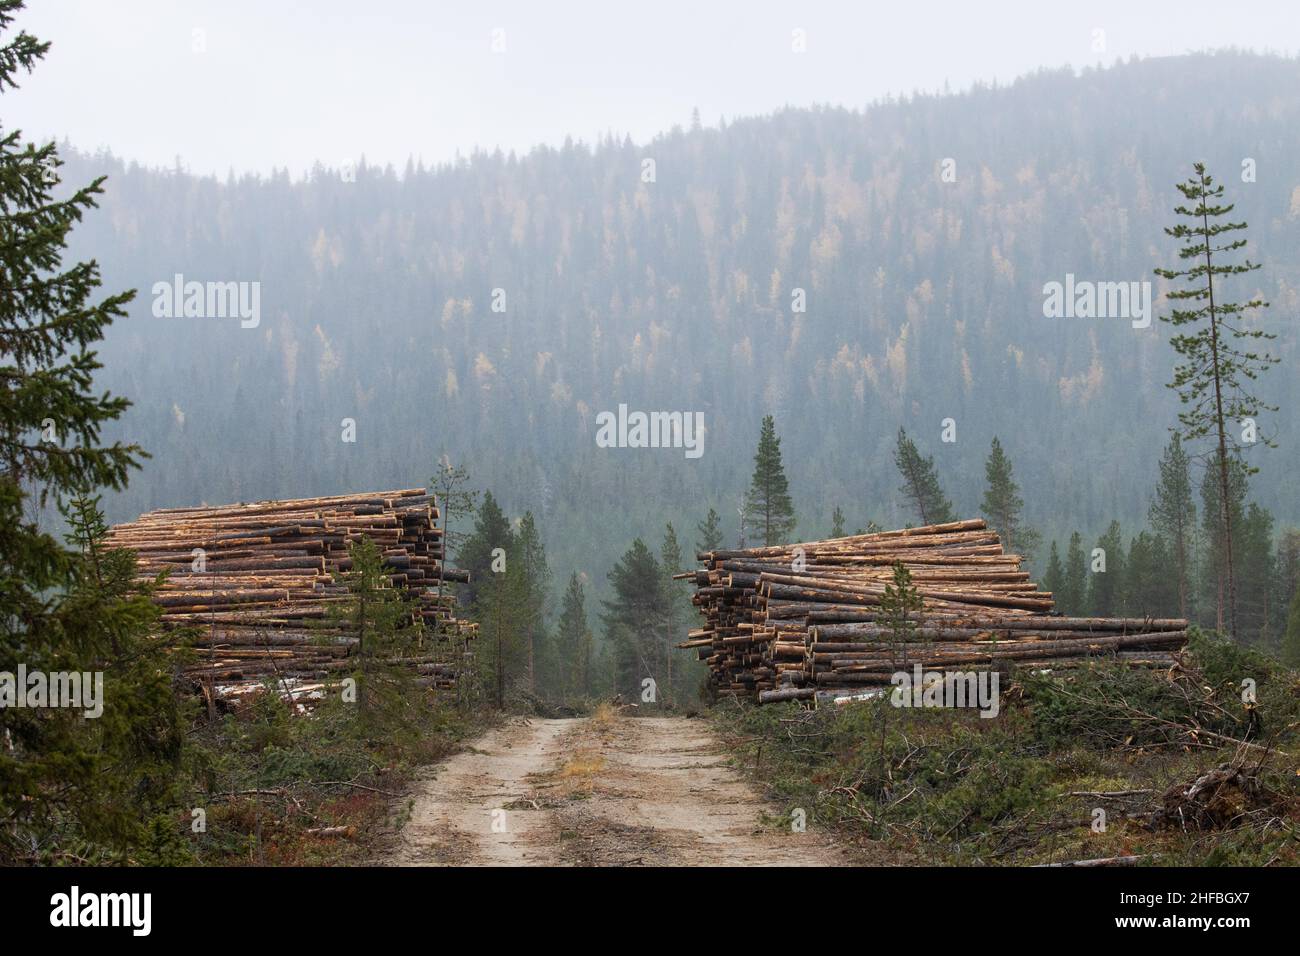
[106,488,476,708]
[677,519,1188,705]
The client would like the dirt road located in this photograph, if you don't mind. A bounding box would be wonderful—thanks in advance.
[387,711,849,866]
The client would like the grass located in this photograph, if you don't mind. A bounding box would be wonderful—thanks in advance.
[711,629,1300,866]
[181,684,490,866]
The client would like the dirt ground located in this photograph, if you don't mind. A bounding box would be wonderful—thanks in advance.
[386,711,851,866]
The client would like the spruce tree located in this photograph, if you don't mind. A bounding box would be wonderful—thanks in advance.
[0,5,167,862]
[1237,502,1275,645]
[979,436,1039,561]
[515,512,550,694]
[458,490,513,608]
[695,507,723,554]
[0,5,142,496]
[1126,531,1178,617]
[894,428,954,526]
[556,573,593,698]
[1156,163,1277,641]
[1061,532,1088,615]
[744,415,796,546]
[1149,435,1197,619]
[1089,521,1126,616]
[1042,540,1064,605]
[601,539,664,699]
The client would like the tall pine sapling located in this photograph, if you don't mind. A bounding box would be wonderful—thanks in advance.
[1156,162,1277,641]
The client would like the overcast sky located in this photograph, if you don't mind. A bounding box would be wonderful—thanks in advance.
[7,0,1299,177]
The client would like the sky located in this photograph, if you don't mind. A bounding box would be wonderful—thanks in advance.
[7,0,1300,177]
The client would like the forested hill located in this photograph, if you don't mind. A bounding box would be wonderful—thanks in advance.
[61,51,1300,589]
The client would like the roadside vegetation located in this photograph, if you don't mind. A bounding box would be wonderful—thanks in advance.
[713,630,1300,866]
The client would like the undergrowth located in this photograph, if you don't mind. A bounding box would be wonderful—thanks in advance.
[714,629,1300,866]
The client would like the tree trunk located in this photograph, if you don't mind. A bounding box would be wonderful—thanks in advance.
[1200,170,1238,641]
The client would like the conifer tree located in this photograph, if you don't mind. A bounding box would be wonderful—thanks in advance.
[458,490,513,608]
[1125,531,1178,617]
[1042,540,1064,605]
[1089,521,1126,616]
[894,428,954,526]
[1237,502,1275,644]
[334,536,413,726]
[1156,163,1277,640]
[1061,531,1088,615]
[831,505,846,538]
[0,4,167,862]
[744,415,797,546]
[1149,435,1197,619]
[601,539,664,700]
[979,436,1039,561]
[515,512,550,694]
[695,507,723,554]
[659,523,688,704]
[556,573,593,698]
[1199,460,1248,633]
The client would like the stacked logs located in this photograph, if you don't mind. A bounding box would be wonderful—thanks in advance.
[677,519,1188,704]
[106,488,475,708]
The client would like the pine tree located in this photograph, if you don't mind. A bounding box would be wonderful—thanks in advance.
[1061,532,1088,615]
[979,436,1039,561]
[744,415,797,546]
[831,505,846,538]
[429,456,479,633]
[333,535,414,727]
[1089,521,1126,616]
[695,507,724,554]
[555,573,593,699]
[894,428,954,526]
[1156,162,1277,641]
[1149,435,1197,619]
[879,560,923,644]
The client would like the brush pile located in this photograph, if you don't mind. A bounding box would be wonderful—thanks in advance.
[106,488,475,709]
[677,519,1188,704]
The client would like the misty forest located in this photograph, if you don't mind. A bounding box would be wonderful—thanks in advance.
[5,0,1300,873]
